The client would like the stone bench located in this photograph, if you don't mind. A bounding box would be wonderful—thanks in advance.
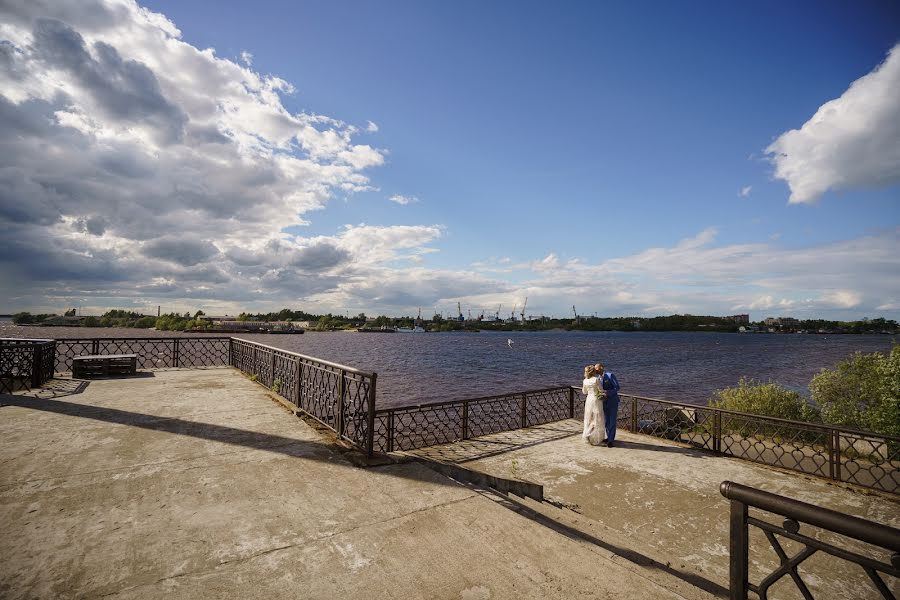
[72,354,138,378]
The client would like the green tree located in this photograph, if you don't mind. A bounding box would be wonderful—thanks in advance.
[135,316,156,328]
[811,347,900,436]
[12,312,34,324]
[83,316,100,327]
[711,378,819,422]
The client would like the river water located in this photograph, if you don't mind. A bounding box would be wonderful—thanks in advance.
[3,321,895,408]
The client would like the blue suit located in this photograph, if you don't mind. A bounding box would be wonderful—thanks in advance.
[601,372,620,444]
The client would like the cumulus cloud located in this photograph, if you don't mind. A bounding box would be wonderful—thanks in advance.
[389,194,418,205]
[766,43,900,204]
[0,0,396,311]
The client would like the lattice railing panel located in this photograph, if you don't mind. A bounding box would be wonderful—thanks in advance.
[1,339,56,394]
[526,388,571,426]
[177,338,229,367]
[55,339,93,372]
[55,338,230,372]
[719,413,831,479]
[837,431,900,494]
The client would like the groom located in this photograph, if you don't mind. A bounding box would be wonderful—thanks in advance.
[594,363,620,447]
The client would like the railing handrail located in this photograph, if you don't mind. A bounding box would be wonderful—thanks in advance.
[230,337,376,377]
[720,480,900,551]
[374,384,572,415]
[1,338,56,344]
[53,336,232,340]
[573,387,900,443]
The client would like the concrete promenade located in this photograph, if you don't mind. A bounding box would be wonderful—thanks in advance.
[412,421,900,599]
[3,368,716,600]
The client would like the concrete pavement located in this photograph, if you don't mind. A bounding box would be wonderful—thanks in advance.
[2,369,713,600]
[417,420,900,600]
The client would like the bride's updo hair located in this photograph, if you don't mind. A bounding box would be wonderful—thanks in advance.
[584,365,594,379]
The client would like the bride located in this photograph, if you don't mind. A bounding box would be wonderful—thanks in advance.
[582,365,606,445]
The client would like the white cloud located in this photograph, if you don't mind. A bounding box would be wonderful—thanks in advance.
[388,194,418,205]
[0,0,391,310]
[366,120,378,133]
[531,253,560,272]
[822,290,862,309]
[766,43,900,204]
[739,185,752,198]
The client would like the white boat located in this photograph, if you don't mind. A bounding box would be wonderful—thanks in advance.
[396,326,425,333]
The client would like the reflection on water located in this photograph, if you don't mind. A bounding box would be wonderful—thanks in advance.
[2,322,895,408]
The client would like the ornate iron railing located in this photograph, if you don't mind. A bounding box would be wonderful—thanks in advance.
[372,386,575,453]
[615,393,900,495]
[54,337,231,372]
[230,338,377,455]
[0,338,56,394]
[720,480,900,599]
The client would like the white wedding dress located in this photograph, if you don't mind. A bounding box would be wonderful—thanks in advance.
[582,376,606,445]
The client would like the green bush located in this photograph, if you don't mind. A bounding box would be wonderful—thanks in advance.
[811,346,900,437]
[711,378,820,422]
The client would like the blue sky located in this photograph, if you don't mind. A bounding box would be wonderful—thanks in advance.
[1,1,899,319]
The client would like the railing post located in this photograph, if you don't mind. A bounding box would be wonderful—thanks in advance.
[462,399,469,440]
[387,411,395,453]
[714,411,722,453]
[728,498,749,600]
[270,350,276,388]
[293,358,301,406]
[568,387,575,419]
[92,339,99,355]
[335,369,345,437]
[631,397,638,432]
[366,373,377,457]
[832,429,842,482]
[173,338,180,368]
[520,392,528,429]
[228,338,233,366]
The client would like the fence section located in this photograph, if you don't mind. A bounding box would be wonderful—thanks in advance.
[54,337,230,372]
[372,386,575,453]
[230,338,377,454]
[0,338,56,394]
[720,480,900,599]
[618,393,900,495]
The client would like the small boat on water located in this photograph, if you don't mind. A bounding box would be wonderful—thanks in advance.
[357,326,396,333]
[396,326,425,333]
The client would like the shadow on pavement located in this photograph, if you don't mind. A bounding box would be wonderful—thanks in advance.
[488,489,729,599]
[0,394,459,487]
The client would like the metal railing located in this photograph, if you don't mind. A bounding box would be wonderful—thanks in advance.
[720,480,900,599]
[230,338,377,454]
[54,337,231,372]
[616,393,900,495]
[0,338,56,394]
[372,386,575,453]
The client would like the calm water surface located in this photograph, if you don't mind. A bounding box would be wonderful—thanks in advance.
[3,321,896,408]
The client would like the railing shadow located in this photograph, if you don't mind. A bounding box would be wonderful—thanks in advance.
[0,394,458,488]
[484,488,730,598]
[409,420,718,464]
[409,421,584,464]
[0,378,90,402]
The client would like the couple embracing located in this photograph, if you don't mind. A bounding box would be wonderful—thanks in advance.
[581,363,620,447]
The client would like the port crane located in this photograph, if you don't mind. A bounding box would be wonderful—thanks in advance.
[520,297,527,323]
[496,304,502,320]
[511,303,517,322]
[457,302,464,321]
